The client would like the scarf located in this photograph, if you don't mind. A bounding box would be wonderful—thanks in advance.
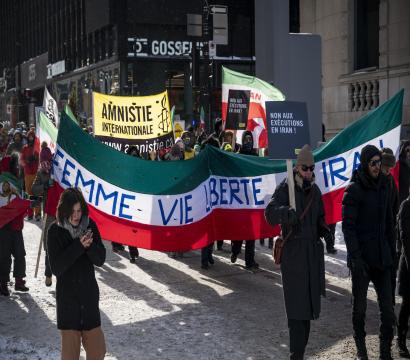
[295,171,315,191]
[61,216,89,239]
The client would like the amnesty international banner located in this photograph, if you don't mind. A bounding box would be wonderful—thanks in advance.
[93,91,174,154]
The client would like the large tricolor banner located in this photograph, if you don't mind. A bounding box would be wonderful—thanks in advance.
[222,67,285,148]
[50,90,403,251]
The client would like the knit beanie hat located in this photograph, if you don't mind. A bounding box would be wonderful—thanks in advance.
[296,144,314,166]
[360,145,381,167]
[381,147,396,168]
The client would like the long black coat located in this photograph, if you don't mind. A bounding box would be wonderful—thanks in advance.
[265,178,327,320]
[397,197,410,296]
[47,218,106,330]
[399,140,410,204]
[342,167,395,269]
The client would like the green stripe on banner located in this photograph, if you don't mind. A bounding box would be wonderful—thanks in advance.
[314,89,404,161]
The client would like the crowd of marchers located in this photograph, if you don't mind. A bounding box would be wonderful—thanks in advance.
[1,118,410,360]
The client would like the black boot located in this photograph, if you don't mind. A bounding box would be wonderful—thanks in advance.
[380,338,393,360]
[354,337,368,360]
[397,328,410,358]
[14,278,29,292]
[0,281,9,296]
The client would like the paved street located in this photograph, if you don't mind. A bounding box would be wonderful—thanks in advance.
[0,221,401,359]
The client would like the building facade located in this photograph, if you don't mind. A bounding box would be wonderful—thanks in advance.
[0,0,255,129]
[300,0,410,139]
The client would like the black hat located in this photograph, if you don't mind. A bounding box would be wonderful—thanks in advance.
[360,145,381,167]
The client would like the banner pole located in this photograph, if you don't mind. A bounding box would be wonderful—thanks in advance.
[286,159,296,210]
[34,213,47,278]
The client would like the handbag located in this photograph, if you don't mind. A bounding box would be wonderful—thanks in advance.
[273,190,315,265]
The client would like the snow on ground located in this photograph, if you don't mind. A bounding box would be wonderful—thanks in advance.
[0,221,401,359]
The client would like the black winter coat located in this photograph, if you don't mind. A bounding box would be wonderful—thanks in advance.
[342,167,395,269]
[397,197,410,296]
[265,177,327,320]
[399,140,410,204]
[47,218,106,330]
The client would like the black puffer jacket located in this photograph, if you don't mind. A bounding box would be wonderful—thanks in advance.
[47,218,106,330]
[399,140,410,204]
[265,176,328,320]
[342,166,395,269]
[398,195,410,296]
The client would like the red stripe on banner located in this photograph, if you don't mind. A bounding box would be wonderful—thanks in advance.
[322,187,345,225]
[89,205,280,252]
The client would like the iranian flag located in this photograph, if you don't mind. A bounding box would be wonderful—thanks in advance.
[0,173,30,229]
[222,66,285,148]
[49,90,403,251]
[35,111,58,153]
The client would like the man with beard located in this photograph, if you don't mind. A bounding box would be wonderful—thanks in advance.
[265,144,329,359]
[230,131,259,269]
[21,130,40,220]
[342,145,396,360]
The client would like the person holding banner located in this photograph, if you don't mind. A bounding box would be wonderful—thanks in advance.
[32,151,55,287]
[231,131,259,269]
[342,145,396,360]
[21,130,40,221]
[264,145,329,360]
[47,188,106,360]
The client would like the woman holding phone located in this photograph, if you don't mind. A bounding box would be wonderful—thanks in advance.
[47,187,106,359]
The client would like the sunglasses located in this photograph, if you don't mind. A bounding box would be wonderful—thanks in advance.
[369,159,381,167]
[301,165,315,172]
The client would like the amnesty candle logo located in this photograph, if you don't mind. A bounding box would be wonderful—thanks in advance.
[93,91,174,154]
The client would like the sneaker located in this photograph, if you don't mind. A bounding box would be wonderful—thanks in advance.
[231,253,237,263]
[201,263,209,270]
[15,281,29,292]
[208,257,214,265]
[0,282,9,296]
[45,277,52,287]
[130,256,136,264]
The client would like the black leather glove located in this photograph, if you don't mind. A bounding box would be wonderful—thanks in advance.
[350,257,369,277]
[286,208,298,226]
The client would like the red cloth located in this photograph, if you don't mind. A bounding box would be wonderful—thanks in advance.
[20,145,39,175]
[45,184,62,217]
[0,156,11,174]
[0,197,29,230]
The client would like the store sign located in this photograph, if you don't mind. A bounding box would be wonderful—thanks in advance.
[47,60,66,79]
[21,52,48,89]
[128,37,203,58]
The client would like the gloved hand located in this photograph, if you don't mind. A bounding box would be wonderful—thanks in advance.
[286,208,298,226]
[350,257,369,277]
